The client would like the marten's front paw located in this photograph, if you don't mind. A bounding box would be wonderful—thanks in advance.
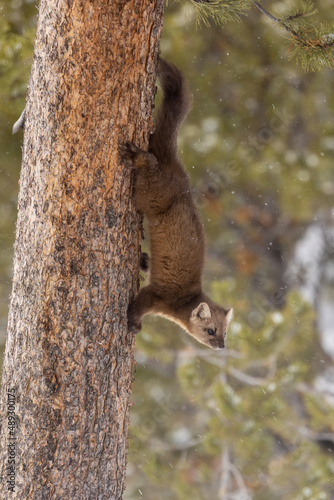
[119,141,143,165]
[128,322,142,335]
[119,141,155,170]
[127,302,142,334]
[128,315,142,335]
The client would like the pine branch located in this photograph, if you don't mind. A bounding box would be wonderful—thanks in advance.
[288,26,334,71]
[251,0,316,39]
[190,0,252,27]
[252,1,334,70]
[251,1,280,23]
[190,0,334,71]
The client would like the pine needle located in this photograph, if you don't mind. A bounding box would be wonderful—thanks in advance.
[190,0,252,27]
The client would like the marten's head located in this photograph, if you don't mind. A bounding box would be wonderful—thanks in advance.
[188,302,233,350]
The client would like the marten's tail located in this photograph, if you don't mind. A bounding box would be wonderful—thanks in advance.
[149,58,192,163]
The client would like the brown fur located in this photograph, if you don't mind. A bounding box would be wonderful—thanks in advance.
[120,59,233,350]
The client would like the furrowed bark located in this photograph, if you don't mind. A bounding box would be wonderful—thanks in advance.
[0,0,164,498]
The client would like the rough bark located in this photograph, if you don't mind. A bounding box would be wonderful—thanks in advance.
[0,0,164,498]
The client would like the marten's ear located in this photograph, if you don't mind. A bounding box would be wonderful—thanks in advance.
[191,302,211,320]
[225,308,233,324]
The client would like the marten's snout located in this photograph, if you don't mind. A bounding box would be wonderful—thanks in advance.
[209,338,225,350]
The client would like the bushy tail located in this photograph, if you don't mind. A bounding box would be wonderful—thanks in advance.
[149,58,192,162]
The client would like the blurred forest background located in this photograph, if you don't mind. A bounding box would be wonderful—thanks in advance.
[1,1,334,499]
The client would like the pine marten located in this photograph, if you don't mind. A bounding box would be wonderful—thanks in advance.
[120,59,233,350]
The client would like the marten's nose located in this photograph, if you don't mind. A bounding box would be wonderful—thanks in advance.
[218,338,225,349]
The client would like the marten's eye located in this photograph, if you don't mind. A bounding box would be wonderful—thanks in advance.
[208,328,215,336]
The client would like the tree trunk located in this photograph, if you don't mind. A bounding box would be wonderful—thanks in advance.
[0,0,164,498]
